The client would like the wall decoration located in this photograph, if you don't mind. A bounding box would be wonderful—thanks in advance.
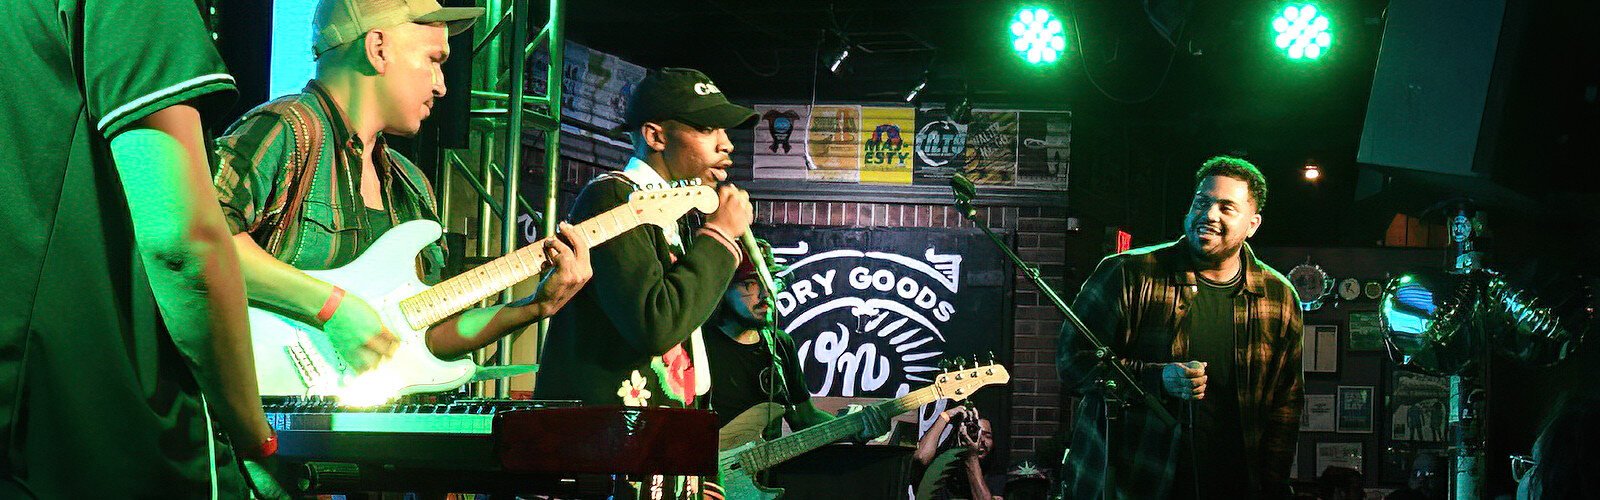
[1337,385,1375,433]
[805,105,863,182]
[1389,371,1449,442]
[1301,393,1336,432]
[763,225,1011,436]
[1338,278,1362,301]
[959,110,1019,185]
[753,104,813,180]
[1347,311,1384,351]
[1316,442,1364,474]
[1014,111,1072,189]
[1304,324,1339,373]
[859,106,916,185]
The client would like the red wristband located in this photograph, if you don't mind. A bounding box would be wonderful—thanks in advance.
[316,286,345,323]
[242,431,277,460]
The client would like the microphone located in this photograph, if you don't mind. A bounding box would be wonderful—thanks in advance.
[741,232,780,298]
[950,173,977,203]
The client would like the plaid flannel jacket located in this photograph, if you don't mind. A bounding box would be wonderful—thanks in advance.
[1056,238,1303,499]
[212,81,444,279]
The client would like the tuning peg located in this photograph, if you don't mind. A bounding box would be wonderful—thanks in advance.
[983,352,997,365]
[938,359,952,370]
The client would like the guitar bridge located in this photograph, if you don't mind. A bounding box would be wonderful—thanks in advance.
[286,331,335,392]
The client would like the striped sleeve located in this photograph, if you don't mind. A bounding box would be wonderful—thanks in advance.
[213,112,294,236]
[84,0,236,138]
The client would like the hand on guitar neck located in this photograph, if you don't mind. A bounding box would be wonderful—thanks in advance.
[426,222,594,358]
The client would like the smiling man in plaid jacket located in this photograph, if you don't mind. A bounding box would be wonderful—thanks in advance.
[1057,156,1304,499]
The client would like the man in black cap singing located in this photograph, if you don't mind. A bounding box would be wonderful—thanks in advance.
[535,67,754,498]
[537,67,754,409]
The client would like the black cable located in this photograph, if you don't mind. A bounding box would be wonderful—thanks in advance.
[1069,1,1191,104]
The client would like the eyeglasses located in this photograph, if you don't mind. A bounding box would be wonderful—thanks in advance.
[1510,454,1537,483]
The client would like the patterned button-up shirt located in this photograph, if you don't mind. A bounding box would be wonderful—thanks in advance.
[212,81,443,280]
[1056,238,1303,499]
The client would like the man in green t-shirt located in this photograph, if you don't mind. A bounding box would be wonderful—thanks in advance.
[1,1,272,497]
[213,0,592,376]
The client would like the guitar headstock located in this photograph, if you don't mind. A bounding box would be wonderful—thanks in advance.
[627,183,720,230]
[932,363,1010,402]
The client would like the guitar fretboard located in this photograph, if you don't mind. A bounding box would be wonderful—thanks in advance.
[737,387,939,473]
[398,204,644,329]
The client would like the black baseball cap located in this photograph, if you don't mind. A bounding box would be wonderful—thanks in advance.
[623,68,757,131]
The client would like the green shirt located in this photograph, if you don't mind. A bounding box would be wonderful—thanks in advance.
[1173,272,1248,498]
[212,81,444,280]
[0,1,245,496]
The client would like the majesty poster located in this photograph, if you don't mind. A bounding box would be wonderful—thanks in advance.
[859,106,916,185]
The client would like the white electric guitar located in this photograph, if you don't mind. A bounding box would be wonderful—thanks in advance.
[250,183,719,404]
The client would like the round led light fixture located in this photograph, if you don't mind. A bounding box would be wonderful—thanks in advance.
[1273,4,1332,60]
[1011,8,1067,65]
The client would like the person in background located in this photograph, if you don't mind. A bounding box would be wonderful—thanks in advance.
[1515,397,1600,500]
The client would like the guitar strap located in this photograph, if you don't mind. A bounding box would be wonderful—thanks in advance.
[260,100,325,256]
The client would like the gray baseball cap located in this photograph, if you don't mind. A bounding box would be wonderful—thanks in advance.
[313,0,484,57]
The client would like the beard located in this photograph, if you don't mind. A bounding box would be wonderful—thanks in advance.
[1185,219,1246,266]
[722,296,770,329]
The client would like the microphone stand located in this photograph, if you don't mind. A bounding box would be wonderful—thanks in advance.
[948,174,1173,500]
[741,233,788,404]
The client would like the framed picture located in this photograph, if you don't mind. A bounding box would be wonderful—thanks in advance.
[1316,442,1364,474]
[1347,311,1384,351]
[1389,371,1449,442]
[1338,385,1375,433]
[1300,394,1336,432]
[1303,324,1339,373]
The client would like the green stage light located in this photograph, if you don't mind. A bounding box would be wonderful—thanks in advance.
[1272,4,1332,60]
[1010,7,1067,64]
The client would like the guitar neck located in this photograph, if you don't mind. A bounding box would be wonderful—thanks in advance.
[738,388,939,473]
[400,203,644,328]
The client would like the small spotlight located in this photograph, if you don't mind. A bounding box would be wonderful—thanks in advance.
[825,37,851,75]
[948,97,973,124]
[1303,163,1321,181]
[904,73,929,102]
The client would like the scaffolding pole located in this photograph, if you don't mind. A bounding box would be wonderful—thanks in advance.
[437,0,564,398]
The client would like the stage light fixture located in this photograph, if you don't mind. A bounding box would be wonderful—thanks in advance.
[825,36,851,75]
[1010,7,1067,65]
[948,96,973,125]
[1303,163,1322,181]
[904,73,929,102]
[1273,4,1333,60]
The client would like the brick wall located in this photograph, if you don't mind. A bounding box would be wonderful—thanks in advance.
[754,198,1069,463]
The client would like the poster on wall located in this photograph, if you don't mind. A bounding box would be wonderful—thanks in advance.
[805,105,863,182]
[1303,324,1339,373]
[1347,311,1384,351]
[959,110,1019,185]
[584,51,647,132]
[1301,393,1336,432]
[752,104,813,180]
[859,106,916,185]
[1389,371,1449,442]
[760,225,1012,436]
[912,106,969,185]
[1014,111,1072,189]
[1338,385,1375,433]
[1316,442,1364,474]
[526,41,646,133]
